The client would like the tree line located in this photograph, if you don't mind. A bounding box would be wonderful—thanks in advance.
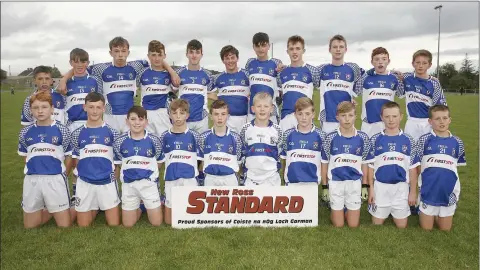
[436,53,479,93]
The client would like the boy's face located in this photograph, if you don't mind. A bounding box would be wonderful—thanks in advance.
[371,53,390,74]
[148,51,166,68]
[170,108,189,126]
[381,107,402,130]
[287,41,304,63]
[253,42,270,59]
[336,109,356,129]
[223,53,238,71]
[126,113,148,134]
[295,107,314,129]
[412,55,432,75]
[31,100,53,122]
[429,110,451,133]
[110,45,130,66]
[186,48,202,65]
[34,72,53,92]
[251,99,273,121]
[211,107,229,128]
[70,59,90,76]
[83,101,105,122]
[329,40,347,60]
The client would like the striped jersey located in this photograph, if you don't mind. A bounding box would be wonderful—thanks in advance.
[403,72,447,119]
[213,69,250,116]
[65,74,98,125]
[21,89,67,126]
[245,58,282,115]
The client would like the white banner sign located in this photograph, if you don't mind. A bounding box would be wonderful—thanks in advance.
[172,186,318,229]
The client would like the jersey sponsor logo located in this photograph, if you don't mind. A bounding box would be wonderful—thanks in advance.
[407,93,430,103]
[250,76,272,83]
[170,154,192,160]
[145,86,168,92]
[334,157,358,163]
[31,147,55,153]
[368,90,394,97]
[184,86,204,92]
[220,88,247,94]
[426,157,454,165]
[125,159,150,165]
[70,96,86,102]
[326,82,349,89]
[290,152,315,159]
[284,84,307,90]
[83,149,108,154]
[250,147,273,153]
[209,156,231,162]
[110,83,134,89]
[382,156,404,161]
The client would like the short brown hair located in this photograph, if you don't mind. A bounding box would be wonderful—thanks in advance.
[210,99,229,114]
[381,101,401,115]
[287,35,305,49]
[371,47,389,60]
[85,92,105,104]
[148,40,165,54]
[412,49,432,63]
[220,45,239,60]
[33,66,52,78]
[109,36,129,50]
[70,48,89,62]
[336,101,355,115]
[429,104,450,118]
[169,99,189,113]
[127,105,147,119]
[329,34,347,49]
[30,91,52,106]
[295,97,314,112]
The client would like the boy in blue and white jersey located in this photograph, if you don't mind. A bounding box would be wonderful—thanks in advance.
[245,32,283,123]
[71,92,121,227]
[159,99,203,225]
[358,47,404,138]
[172,39,215,133]
[317,35,363,133]
[417,105,466,231]
[65,48,98,133]
[278,36,321,132]
[113,106,163,227]
[199,100,244,186]
[321,101,372,228]
[210,45,250,133]
[21,66,67,126]
[18,91,73,228]
[240,92,283,186]
[366,102,418,228]
[281,97,326,186]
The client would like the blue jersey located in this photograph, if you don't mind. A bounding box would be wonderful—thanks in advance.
[367,131,419,184]
[245,58,282,114]
[199,127,244,176]
[322,129,372,181]
[65,75,98,125]
[159,128,203,181]
[403,72,447,119]
[21,89,67,126]
[18,121,72,175]
[359,71,404,124]
[140,68,172,110]
[72,123,120,185]
[281,125,326,184]
[213,69,250,116]
[173,67,214,122]
[113,131,163,183]
[417,131,466,206]
[87,60,149,115]
[317,63,363,123]
[278,64,320,119]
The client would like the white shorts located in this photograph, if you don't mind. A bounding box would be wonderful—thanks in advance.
[22,174,70,213]
[204,174,238,186]
[405,117,431,141]
[104,114,129,134]
[244,173,281,186]
[146,108,171,137]
[329,180,361,211]
[227,115,247,134]
[321,121,340,134]
[286,182,318,186]
[368,181,410,219]
[361,121,385,138]
[164,178,198,208]
[68,120,86,133]
[122,179,161,211]
[187,117,209,133]
[74,178,121,212]
[419,202,456,217]
[279,113,298,132]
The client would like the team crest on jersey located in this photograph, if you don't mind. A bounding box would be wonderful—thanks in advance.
[228,145,233,154]
[104,137,110,144]
[56,101,61,108]
[52,136,59,144]
[165,79,170,85]
[147,149,153,157]
[129,73,133,80]
[356,147,361,155]
[452,148,456,156]
[270,137,277,145]
[402,145,408,153]
[91,87,95,92]
[188,143,193,151]
[379,82,385,88]
[241,79,246,85]
[390,82,395,89]
[303,75,308,82]
[313,141,319,150]
[345,74,351,80]
[202,78,207,85]
[269,69,274,76]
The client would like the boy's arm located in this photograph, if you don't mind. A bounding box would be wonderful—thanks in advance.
[21,97,34,126]
[408,168,418,206]
[161,60,180,87]
[432,78,448,106]
[57,69,74,95]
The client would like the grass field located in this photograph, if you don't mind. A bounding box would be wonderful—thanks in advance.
[1,90,478,269]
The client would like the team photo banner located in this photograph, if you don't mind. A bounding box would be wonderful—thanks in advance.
[172,186,318,229]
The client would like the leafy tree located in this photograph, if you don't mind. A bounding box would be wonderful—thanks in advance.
[0,69,6,81]
[437,62,458,89]
[459,53,476,81]
[51,67,62,78]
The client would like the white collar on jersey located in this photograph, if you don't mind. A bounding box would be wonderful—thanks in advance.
[71,74,90,81]
[430,130,452,138]
[381,129,403,136]
[83,122,106,129]
[211,126,230,136]
[336,127,358,137]
[168,127,189,134]
[128,130,148,140]
[288,62,307,68]
[295,124,316,133]
[250,119,273,127]
[184,65,203,71]
[34,119,56,127]
[413,72,431,80]
[373,70,391,75]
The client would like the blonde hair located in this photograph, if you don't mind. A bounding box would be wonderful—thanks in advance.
[336,101,355,115]
[295,97,314,112]
[252,92,273,105]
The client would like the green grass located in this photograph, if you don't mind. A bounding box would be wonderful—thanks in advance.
[1,91,478,269]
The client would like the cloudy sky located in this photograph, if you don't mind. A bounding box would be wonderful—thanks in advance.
[1,2,478,76]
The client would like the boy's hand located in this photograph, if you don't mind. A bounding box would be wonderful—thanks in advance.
[408,190,417,206]
[391,69,404,81]
[171,73,181,87]
[276,63,286,73]
[351,99,358,107]
[368,187,375,204]
[56,79,67,95]
[361,184,369,201]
